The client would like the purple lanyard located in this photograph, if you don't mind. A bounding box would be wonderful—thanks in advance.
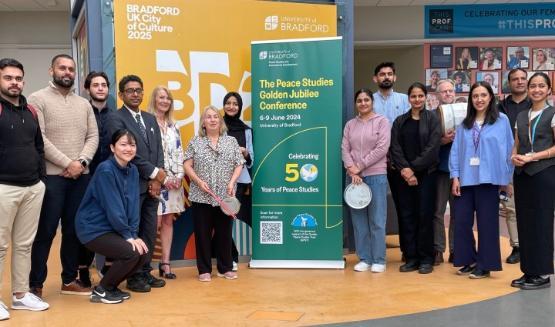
[472,123,484,154]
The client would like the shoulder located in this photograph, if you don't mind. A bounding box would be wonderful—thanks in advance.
[393,91,408,99]
[374,114,390,126]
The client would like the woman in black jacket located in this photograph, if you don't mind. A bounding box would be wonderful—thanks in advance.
[389,82,442,274]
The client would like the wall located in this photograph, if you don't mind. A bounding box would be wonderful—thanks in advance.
[0,12,70,95]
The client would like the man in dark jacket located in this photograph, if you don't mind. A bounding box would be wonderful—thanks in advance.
[0,58,49,319]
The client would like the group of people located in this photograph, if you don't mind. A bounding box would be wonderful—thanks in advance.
[343,62,555,290]
[0,54,254,319]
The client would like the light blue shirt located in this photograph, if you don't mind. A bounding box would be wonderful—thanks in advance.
[449,113,514,187]
[373,90,410,125]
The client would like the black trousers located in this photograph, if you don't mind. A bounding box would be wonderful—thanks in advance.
[514,166,555,276]
[30,175,89,287]
[85,233,146,289]
[137,193,159,274]
[387,168,403,252]
[232,183,251,261]
[193,202,233,274]
[395,171,437,265]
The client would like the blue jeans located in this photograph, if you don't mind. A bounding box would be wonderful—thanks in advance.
[349,174,388,265]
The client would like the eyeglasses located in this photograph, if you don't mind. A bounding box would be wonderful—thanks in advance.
[124,88,143,95]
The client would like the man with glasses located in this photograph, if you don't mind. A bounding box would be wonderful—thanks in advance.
[108,75,166,292]
[28,54,98,298]
[507,47,529,69]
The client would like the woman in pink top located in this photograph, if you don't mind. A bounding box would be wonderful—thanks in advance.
[342,88,391,273]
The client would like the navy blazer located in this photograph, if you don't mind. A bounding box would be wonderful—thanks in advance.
[108,106,164,194]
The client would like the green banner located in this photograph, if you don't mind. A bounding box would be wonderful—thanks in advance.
[250,37,344,268]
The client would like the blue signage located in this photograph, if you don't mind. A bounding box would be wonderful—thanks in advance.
[425,3,555,38]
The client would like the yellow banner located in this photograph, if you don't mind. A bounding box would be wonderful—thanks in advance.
[114,0,337,141]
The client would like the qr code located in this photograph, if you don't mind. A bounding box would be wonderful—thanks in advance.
[260,221,283,244]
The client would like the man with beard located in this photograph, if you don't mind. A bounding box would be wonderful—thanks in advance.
[108,75,166,292]
[28,54,98,299]
[433,79,457,265]
[75,71,114,288]
[0,58,49,320]
[497,68,530,264]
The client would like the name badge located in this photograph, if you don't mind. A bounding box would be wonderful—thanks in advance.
[470,157,480,166]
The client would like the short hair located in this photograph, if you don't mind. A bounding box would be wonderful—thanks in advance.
[118,75,143,93]
[198,105,227,137]
[51,54,74,67]
[0,58,24,75]
[374,62,396,76]
[454,71,465,80]
[437,79,455,90]
[147,85,175,124]
[84,71,110,89]
[507,68,527,81]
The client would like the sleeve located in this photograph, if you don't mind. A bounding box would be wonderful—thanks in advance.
[95,170,134,240]
[410,113,442,171]
[230,137,246,167]
[341,120,355,168]
[504,117,515,178]
[28,93,72,168]
[129,167,140,238]
[360,118,391,169]
[184,138,195,161]
[244,129,254,168]
[174,126,185,179]
[389,118,411,169]
[449,126,462,179]
[35,124,46,182]
[79,102,99,162]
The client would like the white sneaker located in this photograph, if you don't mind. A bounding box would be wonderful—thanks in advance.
[0,301,9,320]
[371,264,386,273]
[11,292,49,311]
[354,261,371,272]
[232,261,238,272]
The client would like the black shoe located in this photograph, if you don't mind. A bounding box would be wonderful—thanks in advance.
[506,246,520,264]
[78,267,92,288]
[469,268,490,279]
[433,251,444,266]
[448,252,454,263]
[90,286,123,304]
[113,287,131,300]
[401,253,406,263]
[418,264,433,274]
[399,261,419,272]
[457,264,475,275]
[144,272,166,288]
[511,274,527,288]
[158,263,177,279]
[126,275,151,293]
[521,276,551,290]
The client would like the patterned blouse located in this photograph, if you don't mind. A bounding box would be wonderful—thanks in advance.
[184,135,245,206]
[161,123,184,179]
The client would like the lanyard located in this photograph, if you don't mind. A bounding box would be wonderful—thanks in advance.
[472,122,484,154]
[528,108,546,153]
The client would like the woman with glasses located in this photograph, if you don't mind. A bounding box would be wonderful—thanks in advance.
[511,72,555,290]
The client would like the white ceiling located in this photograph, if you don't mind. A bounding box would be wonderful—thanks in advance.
[355,0,554,5]
[0,0,69,11]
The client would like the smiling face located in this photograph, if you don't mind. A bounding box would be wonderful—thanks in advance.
[373,67,396,89]
[88,76,108,102]
[110,134,136,165]
[409,86,426,111]
[355,91,373,116]
[508,70,527,96]
[202,107,221,134]
[536,50,546,64]
[0,66,24,101]
[471,85,492,115]
[154,88,172,114]
[50,57,75,88]
[527,75,551,104]
[438,81,455,105]
[483,74,494,86]
[224,95,240,117]
[119,81,143,110]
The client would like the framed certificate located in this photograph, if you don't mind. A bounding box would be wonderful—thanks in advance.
[430,44,453,68]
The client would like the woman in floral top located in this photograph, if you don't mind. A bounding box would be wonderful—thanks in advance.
[147,86,184,279]
[184,105,244,282]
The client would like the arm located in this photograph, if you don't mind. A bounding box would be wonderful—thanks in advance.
[449,126,462,196]
[95,170,135,240]
[410,113,442,171]
[227,140,246,195]
[28,93,72,169]
[35,124,47,182]
[174,126,185,180]
[79,103,99,162]
[389,118,411,170]
[359,118,391,169]
[341,121,355,169]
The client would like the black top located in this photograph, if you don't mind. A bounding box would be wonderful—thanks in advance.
[498,95,532,136]
[401,117,421,164]
[0,95,46,186]
[89,103,115,175]
[515,106,555,176]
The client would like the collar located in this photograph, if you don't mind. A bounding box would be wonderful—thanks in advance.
[124,105,141,117]
[48,81,75,95]
[376,89,395,100]
[109,155,132,173]
[90,101,110,113]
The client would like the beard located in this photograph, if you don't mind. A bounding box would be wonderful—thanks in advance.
[0,86,21,100]
[53,75,74,88]
[378,79,393,89]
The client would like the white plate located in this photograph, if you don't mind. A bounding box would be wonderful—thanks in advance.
[221,196,241,216]
[344,183,372,209]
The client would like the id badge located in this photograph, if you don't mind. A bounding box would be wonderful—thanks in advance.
[470,157,480,166]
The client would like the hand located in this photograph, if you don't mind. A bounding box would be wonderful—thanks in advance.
[400,168,414,181]
[239,147,249,158]
[347,164,361,176]
[351,174,363,185]
[127,238,149,255]
[63,161,84,179]
[407,175,418,186]
[148,180,162,198]
[512,154,528,167]
[501,184,513,198]
[155,168,167,183]
[227,181,236,196]
[196,179,211,194]
[441,130,455,145]
[451,177,461,196]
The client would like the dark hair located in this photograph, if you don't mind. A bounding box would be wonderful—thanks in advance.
[223,92,243,112]
[354,88,373,102]
[462,82,499,129]
[374,62,396,76]
[527,71,552,90]
[111,129,136,146]
[0,58,24,75]
[507,68,527,81]
[407,82,427,97]
[84,71,110,89]
[118,75,143,93]
[51,54,74,67]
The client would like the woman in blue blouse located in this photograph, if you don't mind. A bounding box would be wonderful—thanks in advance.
[449,82,514,279]
[76,129,148,304]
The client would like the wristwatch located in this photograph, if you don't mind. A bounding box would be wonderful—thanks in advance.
[79,159,88,168]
